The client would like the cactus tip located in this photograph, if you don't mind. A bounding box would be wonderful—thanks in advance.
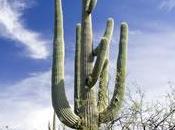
[76,23,81,27]
[107,17,114,22]
[121,22,128,28]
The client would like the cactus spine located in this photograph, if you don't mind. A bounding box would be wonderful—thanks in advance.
[52,0,128,129]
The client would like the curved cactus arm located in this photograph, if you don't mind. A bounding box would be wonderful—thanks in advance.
[99,23,128,123]
[86,0,97,14]
[86,37,108,88]
[93,18,114,56]
[97,59,109,112]
[74,23,81,115]
[97,18,114,112]
[103,18,114,43]
[52,0,81,129]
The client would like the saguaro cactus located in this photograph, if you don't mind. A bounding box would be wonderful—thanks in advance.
[51,0,128,129]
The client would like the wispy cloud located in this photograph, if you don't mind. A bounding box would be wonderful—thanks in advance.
[159,0,175,11]
[0,0,49,59]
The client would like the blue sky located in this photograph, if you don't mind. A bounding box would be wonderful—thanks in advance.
[0,0,175,130]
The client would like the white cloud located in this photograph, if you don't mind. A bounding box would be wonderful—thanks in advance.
[0,68,76,130]
[159,0,175,11]
[96,23,175,102]
[84,23,175,102]
[0,71,52,130]
[1,29,175,130]
[0,0,49,59]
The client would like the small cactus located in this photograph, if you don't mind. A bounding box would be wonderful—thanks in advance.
[48,112,56,130]
[52,0,128,129]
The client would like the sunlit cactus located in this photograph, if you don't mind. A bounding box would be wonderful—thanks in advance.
[51,0,128,129]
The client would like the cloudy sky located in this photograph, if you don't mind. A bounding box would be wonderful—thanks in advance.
[0,0,175,130]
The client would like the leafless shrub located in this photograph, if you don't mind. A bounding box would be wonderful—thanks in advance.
[106,84,175,130]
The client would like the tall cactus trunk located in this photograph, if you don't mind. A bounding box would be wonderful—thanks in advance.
[79,1,98,129]
[52,0,128,129]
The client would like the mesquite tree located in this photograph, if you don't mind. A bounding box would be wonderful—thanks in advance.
[51,0,128,129]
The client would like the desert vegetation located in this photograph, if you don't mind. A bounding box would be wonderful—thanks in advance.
[51,0,128,129]
[49,86,175,130]
[106,86,175,130]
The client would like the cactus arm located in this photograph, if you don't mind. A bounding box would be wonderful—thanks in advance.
[97,18,114,111]
[103,18,114,44]
[85,0,91,11]
[97,59,109,112]
[86,0,97,14]
[52,0,81,129]
[86,37,108,88]
[99,23,128,123]
[93,18,114,56]
[74,23,81,115]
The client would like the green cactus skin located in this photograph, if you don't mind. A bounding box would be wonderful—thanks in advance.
[97,18,114,113]
[97,59,109,112]
[86,37,108,88]
[79,0,99,129]
[74,24,82,115]
[99,23,128,123]
[86,0,97,14]
[52,0,81,128]
[52,0,128,129]
[93,18,114,56]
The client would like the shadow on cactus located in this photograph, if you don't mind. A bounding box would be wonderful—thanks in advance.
[51,0,128,129]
